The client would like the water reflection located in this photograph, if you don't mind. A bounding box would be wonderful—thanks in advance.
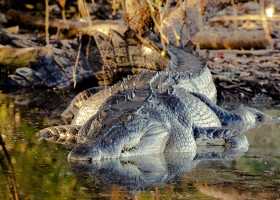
[0,90,280,199]
[69,149,246,191]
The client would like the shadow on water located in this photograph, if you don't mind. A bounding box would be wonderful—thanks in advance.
[0,89,280,199]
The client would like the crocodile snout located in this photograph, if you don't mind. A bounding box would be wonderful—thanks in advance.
[67,144,102,161]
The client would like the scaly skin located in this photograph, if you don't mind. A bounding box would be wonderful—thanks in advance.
[37,84,279,161]
[38,125,80,145]
[36,30,280,161]
[61,31,216,126]
[66,89,251,161]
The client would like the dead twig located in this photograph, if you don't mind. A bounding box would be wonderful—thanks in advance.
[210,14,280,24]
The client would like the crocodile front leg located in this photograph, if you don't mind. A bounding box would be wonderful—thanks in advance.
[190,92,242,126]
[191,92,280,132]
[165,120,197,152]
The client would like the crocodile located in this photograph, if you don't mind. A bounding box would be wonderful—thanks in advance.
[60,30,217,126]
[37,29,280,161]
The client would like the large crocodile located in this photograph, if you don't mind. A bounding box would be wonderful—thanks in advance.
[36,29,280,161]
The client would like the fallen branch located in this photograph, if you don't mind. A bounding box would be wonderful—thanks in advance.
[192,28,269,49]
[6,9,90,36]
[202,49,274,56]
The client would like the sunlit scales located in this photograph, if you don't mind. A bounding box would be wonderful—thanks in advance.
[142,46,153,54]
[266,6,274,18]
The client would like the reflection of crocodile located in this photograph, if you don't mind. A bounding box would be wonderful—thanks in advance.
[37,30,280,161]
[69,147,246,191]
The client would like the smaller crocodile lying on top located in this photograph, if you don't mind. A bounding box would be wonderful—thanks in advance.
[37,30,280,161]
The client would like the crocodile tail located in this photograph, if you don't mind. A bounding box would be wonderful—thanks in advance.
[36,125,81,145]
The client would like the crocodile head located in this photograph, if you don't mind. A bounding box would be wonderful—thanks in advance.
[67,95,171,161]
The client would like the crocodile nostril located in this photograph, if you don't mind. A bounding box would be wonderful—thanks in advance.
[67,144,101,161]
[86,157,92,163]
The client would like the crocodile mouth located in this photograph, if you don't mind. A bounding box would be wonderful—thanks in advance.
[119,125,170,157]
[121,144,138,153]
[68,123,169,161]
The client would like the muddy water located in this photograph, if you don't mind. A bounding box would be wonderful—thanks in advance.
[0,90,279,200]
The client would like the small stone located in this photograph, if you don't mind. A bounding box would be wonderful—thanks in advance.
[271,73,280,79]
[6,26,19,34]
[213,57,222,63]
[0,13,7,24]
[239,72,250,77]
[275,42,280,50]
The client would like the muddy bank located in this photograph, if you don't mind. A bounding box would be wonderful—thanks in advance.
[0,0,279,104]
[204,49,280,106]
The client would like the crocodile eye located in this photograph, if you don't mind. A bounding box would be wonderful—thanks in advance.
[126,114,132,121]
[118,114,133,123]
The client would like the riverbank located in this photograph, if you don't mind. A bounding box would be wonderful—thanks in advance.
[204,49,280,106]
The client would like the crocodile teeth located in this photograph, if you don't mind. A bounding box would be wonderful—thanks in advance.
[121,145,138,153]
[131,92,135,98]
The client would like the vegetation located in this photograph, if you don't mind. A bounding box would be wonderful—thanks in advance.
[0,1,280,199]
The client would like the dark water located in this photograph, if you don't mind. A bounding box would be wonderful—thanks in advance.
[0,90,280,200]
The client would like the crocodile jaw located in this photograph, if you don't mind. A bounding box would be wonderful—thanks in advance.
[120,125,170,158]
[67,124,170,161]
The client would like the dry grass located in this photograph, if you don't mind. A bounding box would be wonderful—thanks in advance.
[45,0,51,56]
[43,0,278,88]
